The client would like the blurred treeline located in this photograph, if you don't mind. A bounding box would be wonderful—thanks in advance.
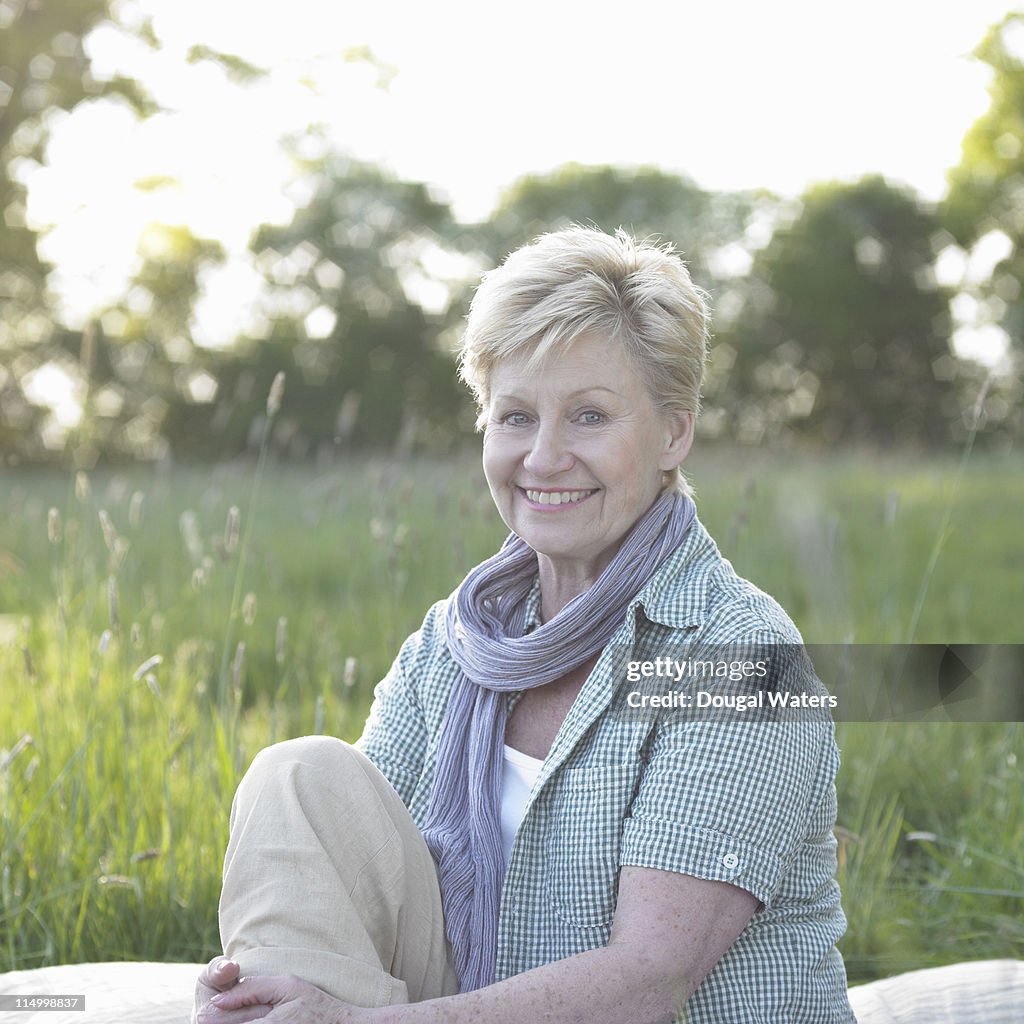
[1,3,1022,467]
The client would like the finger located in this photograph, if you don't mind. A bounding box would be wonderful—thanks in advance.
[195,1000,274,1024]
[208,975,295,1011]
[198,956,242,990]
[194,959,246,1024]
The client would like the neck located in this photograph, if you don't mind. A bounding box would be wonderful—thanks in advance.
[536,553,606,622]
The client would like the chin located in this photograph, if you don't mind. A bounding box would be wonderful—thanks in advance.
[523,525,612,564]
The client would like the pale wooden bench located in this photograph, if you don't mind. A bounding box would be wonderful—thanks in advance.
[1,958,1023,1022]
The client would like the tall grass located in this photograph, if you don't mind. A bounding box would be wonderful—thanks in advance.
[1,443,1022,980]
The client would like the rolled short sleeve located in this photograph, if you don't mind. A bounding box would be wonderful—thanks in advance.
[356,602,447,807]
[620,717,831,907]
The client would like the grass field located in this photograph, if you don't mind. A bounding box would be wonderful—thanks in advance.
[1,444,1022,982]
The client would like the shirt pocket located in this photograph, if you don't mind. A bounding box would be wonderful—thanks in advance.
[542,762,639,930]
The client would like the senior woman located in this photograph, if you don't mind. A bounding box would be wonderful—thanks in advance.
[195,227,855,1023]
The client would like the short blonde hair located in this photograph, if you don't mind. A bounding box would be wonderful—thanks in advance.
[458,226,710,493]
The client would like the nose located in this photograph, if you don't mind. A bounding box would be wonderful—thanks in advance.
[523,419,574,478]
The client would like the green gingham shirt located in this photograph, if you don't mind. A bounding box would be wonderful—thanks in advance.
[358,517,855,1022]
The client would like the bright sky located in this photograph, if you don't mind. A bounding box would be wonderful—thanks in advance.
[23,0,1022,352]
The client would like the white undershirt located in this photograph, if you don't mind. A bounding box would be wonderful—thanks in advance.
[500,744,544,866]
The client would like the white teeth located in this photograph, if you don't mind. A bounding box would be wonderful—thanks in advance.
[525,489,592,506]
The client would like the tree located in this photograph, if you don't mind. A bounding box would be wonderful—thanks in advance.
[945,12,1024,254]
[944,9,1024,351]
[0,0,147,305]
[72,223,227,462]
[479,163,753,291]
[941,11,1024,445]
[0,0,153,463]
[161,153,475,459]
[720,177,959,447]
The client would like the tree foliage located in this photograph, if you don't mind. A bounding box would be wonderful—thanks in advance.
[480,163,752,291]
[945,12,1024,247]
[943,12,1024,363]
[1,10,1020,465]
[0,0,150,310]
[0,0,152,460]
[718,177,958,447]
[154,155,476,461]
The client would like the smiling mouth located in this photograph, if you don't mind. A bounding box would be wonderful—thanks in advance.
[520,488,597,507]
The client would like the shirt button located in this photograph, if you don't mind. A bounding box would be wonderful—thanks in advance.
[722,852,739,870]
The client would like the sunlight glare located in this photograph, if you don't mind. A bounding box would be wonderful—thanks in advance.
[952,323,1011,368]
[966,230,1014,284]
[22,362,84,439]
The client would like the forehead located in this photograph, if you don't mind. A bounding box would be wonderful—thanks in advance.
[488,333,643,398]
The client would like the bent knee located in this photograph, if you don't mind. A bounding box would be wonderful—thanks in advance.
[229,736,419,854]
[231,736,369,819]
[247,735,362,777]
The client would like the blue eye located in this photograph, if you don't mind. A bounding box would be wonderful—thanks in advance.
[578,410,604,425]
[502,412,530,426]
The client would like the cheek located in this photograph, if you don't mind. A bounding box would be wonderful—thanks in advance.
[590,433,647,478]
[602,435,664,497]
[482,435,513,484]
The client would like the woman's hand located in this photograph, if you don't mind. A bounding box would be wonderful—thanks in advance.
[192,958,255,1023]
[195,974,376,1024]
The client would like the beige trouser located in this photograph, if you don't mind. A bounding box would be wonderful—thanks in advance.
[218,735,459,1006]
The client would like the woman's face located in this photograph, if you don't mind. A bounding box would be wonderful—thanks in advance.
[482,333,693,583]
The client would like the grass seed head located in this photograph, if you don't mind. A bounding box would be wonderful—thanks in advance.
[98,509,118,553]
[47,507,61,544]
[224,506,241,554]
[107,576,120,629]
[266,371,286,417]
[242,591,257,626]
[98,875,134,888]
[1,734,34,772]
[132,654,163,681]
[343,656,358,688]
[179,511,203,567]
[112,537,130,571]
[129,491,145,529]
[275,616,287,665]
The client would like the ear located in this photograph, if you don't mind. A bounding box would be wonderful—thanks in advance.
[657,411,695,472]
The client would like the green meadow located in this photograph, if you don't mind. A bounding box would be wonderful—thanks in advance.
[1,446,1022,982]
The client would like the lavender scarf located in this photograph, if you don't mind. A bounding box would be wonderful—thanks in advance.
[421,490,696,991]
